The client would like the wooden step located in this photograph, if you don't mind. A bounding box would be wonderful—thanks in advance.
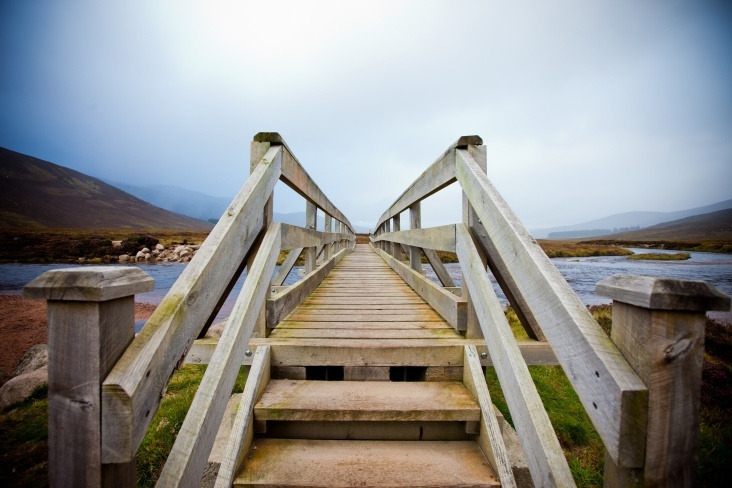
[255,380,480,422]
[233,439,500,487]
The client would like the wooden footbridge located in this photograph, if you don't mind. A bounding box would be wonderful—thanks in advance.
[26,133,730,487]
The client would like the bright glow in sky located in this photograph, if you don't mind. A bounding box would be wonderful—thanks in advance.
[2,0,731,230]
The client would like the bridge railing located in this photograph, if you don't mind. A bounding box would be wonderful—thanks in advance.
[370,135,730,487]
[25,132,354,486]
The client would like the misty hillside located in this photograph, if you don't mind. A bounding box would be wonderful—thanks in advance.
[0,147,214,230]
[532,199,732,239]
[111,182,232,222]
[592,208,732,241]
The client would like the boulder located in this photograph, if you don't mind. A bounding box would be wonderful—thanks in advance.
[136,251,146,259]
[156,244,165,251]
[152,249,160,256]
[119,254,130,262]
[0,366,48,409]
[180,249,191,258]
[112,240,122,248]
[12,344,48,376]
[174,245,186,254]
[141,247,150,254]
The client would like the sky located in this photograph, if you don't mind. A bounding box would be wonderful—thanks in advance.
[1,0,731,232]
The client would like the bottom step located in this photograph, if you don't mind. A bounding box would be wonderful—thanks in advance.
[234,438,500,487]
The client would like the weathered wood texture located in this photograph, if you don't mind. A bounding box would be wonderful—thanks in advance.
[374,225,456,252]
[456,148,648,468]
[233,438,499,487]
[456,224,574,487]
[266,247,351,327]
[214,346,271,488]
[279,223,343,251]
[374,135,482,229]
[305,201,317,273]
[270,247,302,286]
[24,267,153,487]
[372,244,466,330]
[255,132,354,233]
[463,345,516,487]
[255,380,480,422]
[101,145,282,463]
[598,275,730,486]
[156,224,281,487]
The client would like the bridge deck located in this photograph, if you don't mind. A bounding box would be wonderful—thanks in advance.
[269,244,463,340]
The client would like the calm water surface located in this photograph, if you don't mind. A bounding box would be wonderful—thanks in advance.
[2,248,731,326]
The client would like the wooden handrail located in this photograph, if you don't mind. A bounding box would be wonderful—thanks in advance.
[371,134,731,486]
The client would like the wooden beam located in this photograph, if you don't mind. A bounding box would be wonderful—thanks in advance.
[324,214,332,260]
[374,225,456,252]
[375,135,482,229]
[456,224,574,487]
[279,223,342,251]
[457,147,649,468]
[305,202,317,273]
[271,247,303,287]
[156,223,280,487]
[372,244,466,331]
[214,346,271,488]
[101,146,282,463]
[463,345,516,487]
[409,202,422,272]
[423,248,455,288]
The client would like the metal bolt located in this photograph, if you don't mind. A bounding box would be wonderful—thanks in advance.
[480,351,488,359]
[245,349,253,357]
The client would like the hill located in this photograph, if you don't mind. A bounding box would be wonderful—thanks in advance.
[0,148,213,230]
[593,208,732,241]
[531,199,732,239]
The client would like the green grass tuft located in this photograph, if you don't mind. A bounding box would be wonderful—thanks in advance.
[627,252,691,261]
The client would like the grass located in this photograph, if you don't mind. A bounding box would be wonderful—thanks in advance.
[627,252,691,261]
[0,306,730,486]
[584,239,732,254]
[538,240,633,258]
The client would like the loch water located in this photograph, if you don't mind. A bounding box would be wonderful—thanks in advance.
[1,248,731,329]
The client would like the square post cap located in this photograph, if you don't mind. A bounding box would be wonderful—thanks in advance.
[24,266,154,302]
[596,274,730,312]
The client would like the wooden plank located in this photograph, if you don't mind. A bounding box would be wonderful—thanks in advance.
[268,328,462,340]
[324,214,332,260]
[213,346,271,488]
[423,248,456,287]
[271,247,302,286]
[456,223,574,487]
[374,225,456,252]
[101,145,282,463]
[305,202,317,273]
[282,312,445,322]
[372,244,466,330]
[266,248,350,327]
[409,202,422,272]
[156,223,281,487]
[374,136,483,229]
[456,148,648,467]
[255,380,480,422]
[233,439,499,487]
[183,338,558,367]
[463,345,516,487]
[262,421,472,441]
[275,321,452,330]
[280,223,342,251]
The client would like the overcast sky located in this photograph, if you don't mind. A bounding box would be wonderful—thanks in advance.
[2,1,731,231]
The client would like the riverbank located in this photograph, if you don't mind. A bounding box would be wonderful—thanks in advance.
[0,295,156,376]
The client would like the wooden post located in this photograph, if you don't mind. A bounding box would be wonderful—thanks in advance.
[305,201,317,273]
[324,213,333,261]
[597,274,730,487]
[409,202,422,272]
[462,142,487,339]
[24,267,154,487]
[392,214,403,259]
[250,138,275,338]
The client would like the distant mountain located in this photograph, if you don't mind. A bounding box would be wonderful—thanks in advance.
[110,181,372,233]
[110,182,233,222]
[532,199,732,239]
[592,208,732,241]
[0,147,213,230]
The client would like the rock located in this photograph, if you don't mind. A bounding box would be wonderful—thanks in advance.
[112,240,122,248]
[12,344,47,376]
[136,251,146,259]
[182,256,191,263]
[0,366,48,409]
[205,319,228,338]
[119,254,130,262]
[156,244,165,251]
[190,245,201,250]
[141,247,150,254]
[180,249,191,258]
[152,249,160,256]
[175,245,186,254]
